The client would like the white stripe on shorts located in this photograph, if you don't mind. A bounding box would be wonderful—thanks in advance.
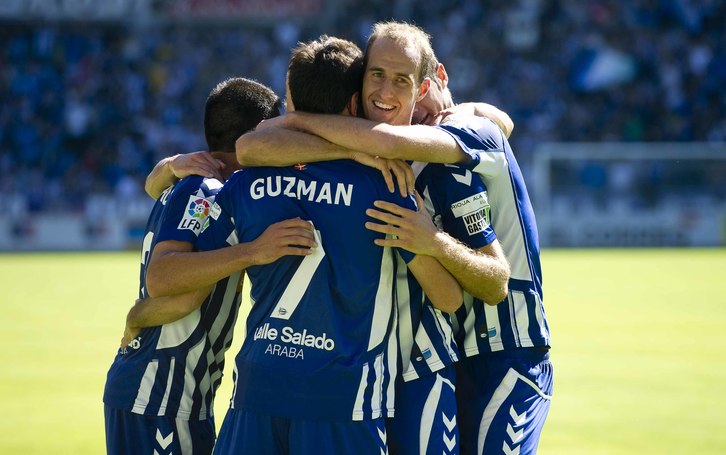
[477,368,551,455]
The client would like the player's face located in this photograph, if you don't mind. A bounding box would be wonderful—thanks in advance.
[412,81,447,125]
[362,37,426,126]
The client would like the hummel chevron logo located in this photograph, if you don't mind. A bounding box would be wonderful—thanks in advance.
[378,426,387,443]
[506,423,524,443]
[503,441,520,455]
[443,412,456,432]
[155,429,173,450]
[443,433,456,452]
[509,405,526,426]
[452,170,472,186]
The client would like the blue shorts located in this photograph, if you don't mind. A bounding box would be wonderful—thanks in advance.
[455,348,553,455]
[104,405,215,455]
[213,408,388,455]
[388,364,459,455]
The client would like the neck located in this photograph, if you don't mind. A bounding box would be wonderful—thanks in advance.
[210,151,241,180]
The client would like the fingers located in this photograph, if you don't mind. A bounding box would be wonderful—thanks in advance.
[414,191,426,212]
[364,220,398,236]
[371,200,413,217]
[388,160,415,197]
[366,206,407,226]
[272,218,315,231]
[378,158,395,194]
[170,151,225,179]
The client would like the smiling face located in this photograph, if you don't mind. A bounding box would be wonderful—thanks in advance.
[362,36,428,126]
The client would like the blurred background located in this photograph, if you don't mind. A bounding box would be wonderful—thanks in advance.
[1,0,725,251]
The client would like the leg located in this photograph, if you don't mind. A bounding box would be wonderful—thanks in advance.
[457,349,553,455]
[388,365,459,455]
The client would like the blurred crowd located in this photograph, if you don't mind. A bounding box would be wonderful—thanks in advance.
[1,0,724,214]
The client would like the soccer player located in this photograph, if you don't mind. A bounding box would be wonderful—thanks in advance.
[102,77,317,455]
[235,23,515,455]
[241,21,553,455]
[201,36,463,454]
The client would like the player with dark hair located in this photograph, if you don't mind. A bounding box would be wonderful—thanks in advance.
[199,35,462,454]
[240,21,551,455]
[235,23,512,455]
[103,77,314,455]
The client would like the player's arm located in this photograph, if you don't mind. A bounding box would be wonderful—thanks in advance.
[406,254,463,313]
[366,194,510,305]
[256,112,469,164]
[121,285,213,348]
[145,151,225,199]
[145,218,317,298]
[436,102,514,138]
[236,126,415,196]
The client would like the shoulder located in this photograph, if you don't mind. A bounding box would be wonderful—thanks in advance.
[437,115,505,151]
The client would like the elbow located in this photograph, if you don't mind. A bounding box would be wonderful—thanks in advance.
[482,267,511,306]
[483,284,509,306]
[144,177,160,200]
[235,135,250,165]
[236,134,261,166]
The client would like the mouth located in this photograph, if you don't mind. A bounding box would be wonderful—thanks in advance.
[372,100,396,111]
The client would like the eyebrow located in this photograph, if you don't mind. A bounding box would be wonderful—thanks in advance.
[367,66,414,80]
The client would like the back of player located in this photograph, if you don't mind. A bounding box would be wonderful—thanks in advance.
[104,77,282,455]
[200,160,416,454]
[440,115,552,455]
[104,176,238,455]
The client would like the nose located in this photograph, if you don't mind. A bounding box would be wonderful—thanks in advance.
[378,77,395,99]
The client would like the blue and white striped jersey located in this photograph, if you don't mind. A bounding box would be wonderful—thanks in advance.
[438,116,550,354]
[197,161,416,421]
[103,175,243,421]
[395,162,496,381]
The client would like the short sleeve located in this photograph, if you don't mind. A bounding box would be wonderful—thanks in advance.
[436,115,508,178]
[155,177,213,245]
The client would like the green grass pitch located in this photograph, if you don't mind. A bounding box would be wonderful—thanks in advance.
[1,248,725,454]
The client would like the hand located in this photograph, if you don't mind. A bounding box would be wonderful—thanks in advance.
[247,218,318,265]
[364,192,439,256]
[350,152,415,197]
[120,299,143,352]
[434,103,480,125]
[437,102,513,137]
[120,324,140,351]
[168,151,225,181]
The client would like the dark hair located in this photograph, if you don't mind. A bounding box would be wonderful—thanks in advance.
[287,35,364,115]
[204,77,283,152]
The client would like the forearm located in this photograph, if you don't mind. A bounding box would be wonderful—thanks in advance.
[407,255,463,313]
[236,127,352,167]
[288,113,468,164]
[429,233,510,305]
[146,244,254,297]
[127,286,212,329]
[145,156,178,199]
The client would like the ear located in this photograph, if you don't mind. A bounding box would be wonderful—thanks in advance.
[416,78,431,102]
[437,63,449,90]
[347,92,360,117]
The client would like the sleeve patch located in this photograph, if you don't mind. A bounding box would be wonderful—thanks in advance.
[177,195,212,235]
[210,202,222,220]
[450,191,491,235]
